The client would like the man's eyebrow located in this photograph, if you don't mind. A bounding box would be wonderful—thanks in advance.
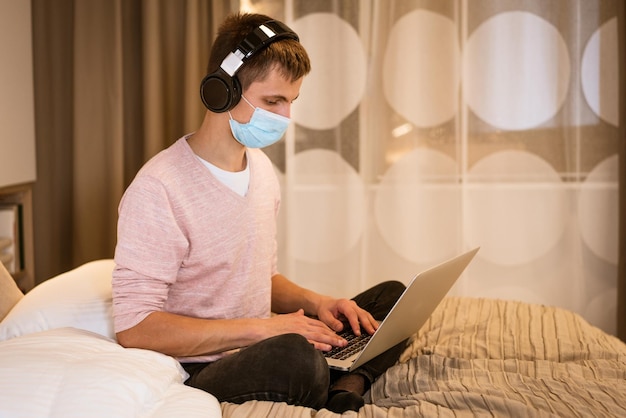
[265,94,300,102]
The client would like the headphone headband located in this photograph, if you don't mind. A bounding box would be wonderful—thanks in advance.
[238,21,299,63]
[200,20,299,113]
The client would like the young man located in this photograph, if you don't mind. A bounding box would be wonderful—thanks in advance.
[112,12,405,413]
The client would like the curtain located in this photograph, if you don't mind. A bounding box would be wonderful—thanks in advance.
[30,0,624,340]
[242,0,623,338]
[31,0,237,283]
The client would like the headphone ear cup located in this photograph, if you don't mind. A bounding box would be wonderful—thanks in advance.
[200,70,242,113]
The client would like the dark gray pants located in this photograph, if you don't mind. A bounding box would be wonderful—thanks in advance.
[183,280,407,409]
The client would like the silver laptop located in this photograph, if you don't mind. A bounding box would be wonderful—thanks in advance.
[325,247,479,371]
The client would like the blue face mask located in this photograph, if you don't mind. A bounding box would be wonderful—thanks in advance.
[228,96,290,148]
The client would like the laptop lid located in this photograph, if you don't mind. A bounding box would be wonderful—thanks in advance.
[326,247,479,371]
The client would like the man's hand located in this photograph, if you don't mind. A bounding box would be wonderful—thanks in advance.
[269,274,378,351]
[267,309,347,351]
[315,297,378,338]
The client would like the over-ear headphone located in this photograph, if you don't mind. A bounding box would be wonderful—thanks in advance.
[200,20,299,113]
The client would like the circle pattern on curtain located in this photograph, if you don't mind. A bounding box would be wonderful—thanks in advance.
[262,2,620,336]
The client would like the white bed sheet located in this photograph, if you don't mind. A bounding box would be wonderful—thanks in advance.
[0,327,221,418]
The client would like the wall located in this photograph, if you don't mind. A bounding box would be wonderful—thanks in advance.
[0,0,37,188]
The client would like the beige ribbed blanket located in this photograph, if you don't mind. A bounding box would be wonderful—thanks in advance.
[222,297,626,417]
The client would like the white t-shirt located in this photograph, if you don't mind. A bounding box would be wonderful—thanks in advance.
[197,155,250,197]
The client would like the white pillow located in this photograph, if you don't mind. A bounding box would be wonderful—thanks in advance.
[0,259,116,341]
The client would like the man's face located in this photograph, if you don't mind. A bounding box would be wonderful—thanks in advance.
[230,67,304,123]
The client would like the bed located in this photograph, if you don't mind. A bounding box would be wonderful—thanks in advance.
[1,260,625,417]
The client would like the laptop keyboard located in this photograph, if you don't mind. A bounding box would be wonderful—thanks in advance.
[324,329,372,360]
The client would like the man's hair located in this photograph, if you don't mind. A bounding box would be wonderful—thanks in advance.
[208,13,311,90]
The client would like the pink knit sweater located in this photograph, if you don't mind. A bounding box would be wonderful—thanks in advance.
[112,136,280,362]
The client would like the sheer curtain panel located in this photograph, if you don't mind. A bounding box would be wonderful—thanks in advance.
[244,0,624,339]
